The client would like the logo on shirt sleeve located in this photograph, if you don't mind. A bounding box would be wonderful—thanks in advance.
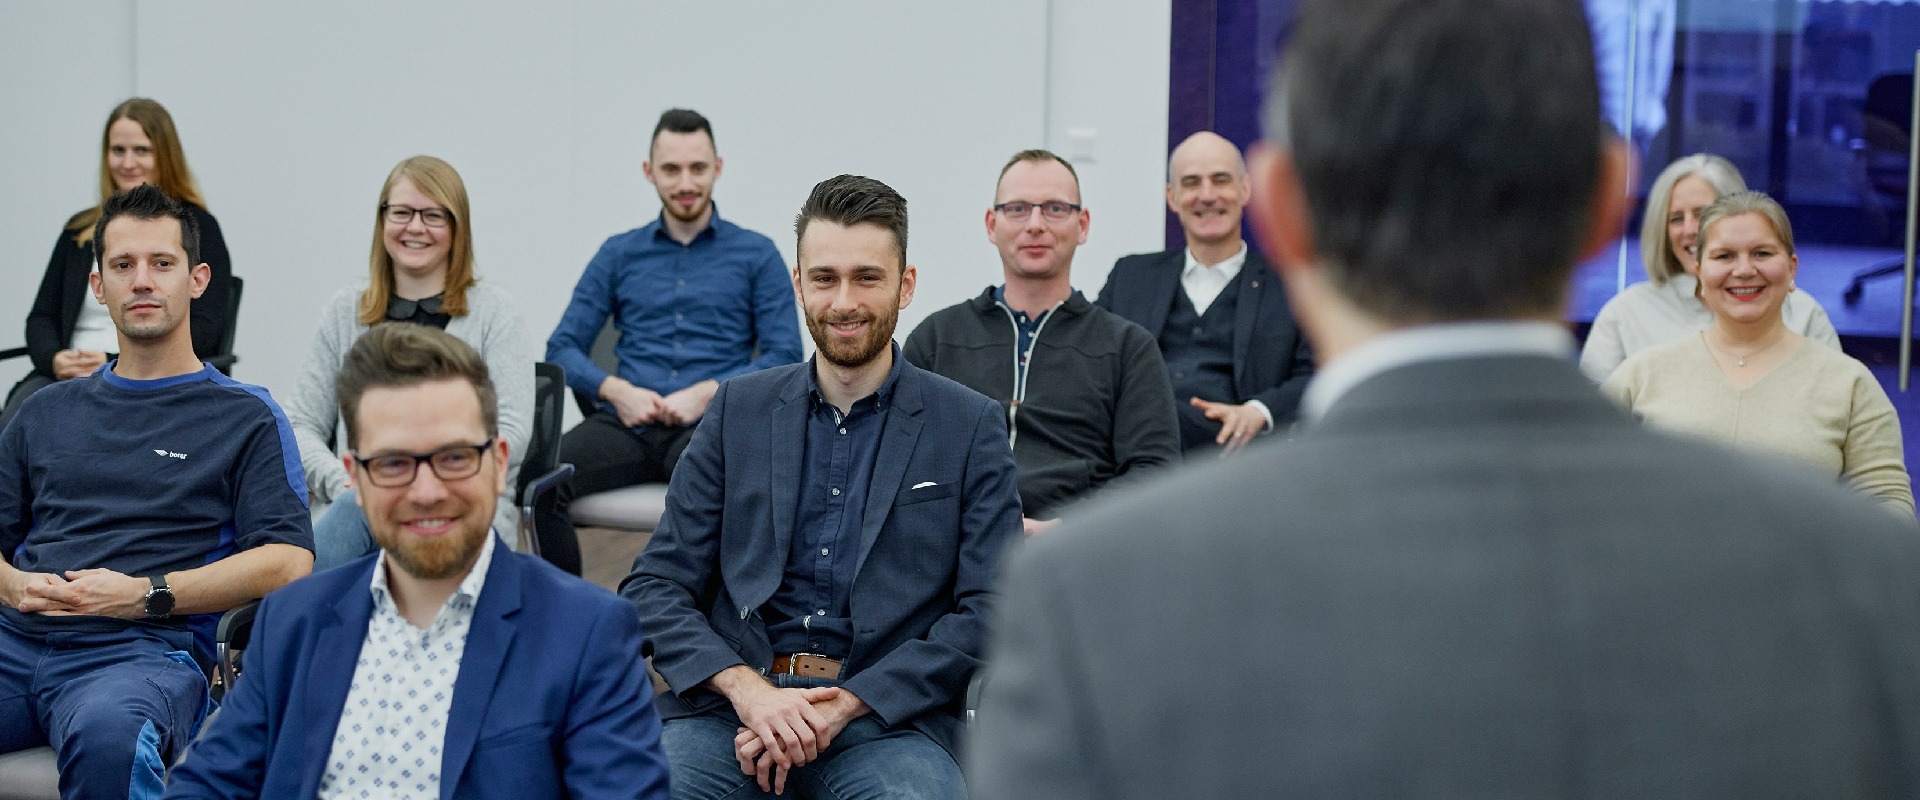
[153,449,188,460]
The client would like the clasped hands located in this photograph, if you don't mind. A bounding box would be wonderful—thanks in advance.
[729,680,868,795]
[602,377,717,427]
[3,568,147,618]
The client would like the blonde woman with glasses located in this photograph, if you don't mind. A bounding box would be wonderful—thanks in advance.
[286,156,539,571]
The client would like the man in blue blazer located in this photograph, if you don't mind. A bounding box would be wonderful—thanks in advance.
[1097,131,1314,454]
[623,175,1022,800]
[166,324,669,800]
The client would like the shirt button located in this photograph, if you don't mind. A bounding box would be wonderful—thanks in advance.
[1193,326,1204,336]
[830,487,841,496]
[838,428,847,435]
[677,279,686,287]
[674,341,681,350]
[817,609,827,616]
[820,548,830,556]
[676,313,684,321]
[670,370,678,378]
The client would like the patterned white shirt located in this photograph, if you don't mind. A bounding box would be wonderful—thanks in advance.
[317,534,496,800]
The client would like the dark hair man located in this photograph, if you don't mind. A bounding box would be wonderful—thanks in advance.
[625,175,1021,799]
[543,107,803,571]
[970,0,1920,796]
[1097,131,1315,454]
[0,184,311,800]
[904,150,1180,534]
[167,324,670,800]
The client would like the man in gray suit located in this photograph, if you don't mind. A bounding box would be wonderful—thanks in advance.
[968,0,1920,797]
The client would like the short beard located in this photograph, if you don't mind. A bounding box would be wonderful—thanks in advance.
[377,520,487,581]
[661,192,710,223]
[807,301,899,369]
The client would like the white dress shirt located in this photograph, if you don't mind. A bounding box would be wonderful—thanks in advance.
[1181,244,1247,317]
[317,534,497,800]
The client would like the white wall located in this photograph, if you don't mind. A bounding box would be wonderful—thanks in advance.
[0,0,1171,427]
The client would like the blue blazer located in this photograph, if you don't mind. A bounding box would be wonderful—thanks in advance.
[164,539,670,800]
[623,357,1022,756]
[1097,247,1315,423]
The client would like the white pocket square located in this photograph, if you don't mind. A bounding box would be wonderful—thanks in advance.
[911,481,938,489]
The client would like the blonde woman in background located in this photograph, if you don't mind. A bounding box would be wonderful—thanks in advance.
[285,156,541,571]
[1605,191,1911,515]
[4,99,234,428]
[1580,154,1838,381]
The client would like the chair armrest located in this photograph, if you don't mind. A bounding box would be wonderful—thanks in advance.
[0,346,28,362]
[214,600,262,702]
[517,463,575,555]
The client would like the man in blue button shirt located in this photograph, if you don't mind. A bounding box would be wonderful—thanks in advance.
[545,108,803,555]
[624,175,1022,800]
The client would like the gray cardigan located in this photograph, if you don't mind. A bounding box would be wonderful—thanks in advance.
[287,282,532,533]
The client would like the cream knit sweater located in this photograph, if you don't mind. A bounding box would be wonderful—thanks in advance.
[1604,334,1913,515]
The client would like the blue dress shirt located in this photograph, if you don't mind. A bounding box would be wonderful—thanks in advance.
[546,208,803,421]
[764,350,904,658]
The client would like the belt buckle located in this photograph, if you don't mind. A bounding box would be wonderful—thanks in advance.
[775,652,832,677]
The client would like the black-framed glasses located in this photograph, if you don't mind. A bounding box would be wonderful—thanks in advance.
[381,204,453,228]
[992,201,1081,221]
[351,440,494,488]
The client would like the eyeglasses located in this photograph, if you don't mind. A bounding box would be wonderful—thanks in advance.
[381,204,453,228]
[992,201,1082,221]
[351,440,494,488]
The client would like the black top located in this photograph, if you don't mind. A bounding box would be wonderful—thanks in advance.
[24,204,234,378]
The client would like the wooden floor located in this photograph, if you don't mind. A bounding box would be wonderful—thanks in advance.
[577,525,652,591]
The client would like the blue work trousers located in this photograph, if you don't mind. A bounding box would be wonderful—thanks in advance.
[0,616,207,800]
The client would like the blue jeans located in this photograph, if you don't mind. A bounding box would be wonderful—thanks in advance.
[0,617,208,800]
[311,488,377,572]
[661,674,963,800]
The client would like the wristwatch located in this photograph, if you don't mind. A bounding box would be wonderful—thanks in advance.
[143,575,175,619]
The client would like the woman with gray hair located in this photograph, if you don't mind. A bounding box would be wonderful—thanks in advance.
[1580,154,1839,381]
[1604,191,1910,514]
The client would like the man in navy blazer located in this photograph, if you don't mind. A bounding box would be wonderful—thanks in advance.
[1097,131,1314,454]
[166,324,669,800]
[623,175,1022,800]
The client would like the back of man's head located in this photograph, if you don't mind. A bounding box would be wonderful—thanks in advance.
[1269,0,1602,323]
[95,183,201,270]
[336,323,499,451]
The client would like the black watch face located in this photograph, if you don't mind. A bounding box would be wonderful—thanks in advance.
[147,589,175,618]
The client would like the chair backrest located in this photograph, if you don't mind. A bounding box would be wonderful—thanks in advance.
[571,320,620,417]
[522,362,566,498]
[217,276,245,357]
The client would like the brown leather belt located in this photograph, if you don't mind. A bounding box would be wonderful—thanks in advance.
[769,653,843,680]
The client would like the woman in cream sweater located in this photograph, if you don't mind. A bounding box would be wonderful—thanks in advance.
[1604,191,1911,514]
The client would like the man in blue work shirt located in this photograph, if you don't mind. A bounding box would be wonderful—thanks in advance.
[0,185,312,800]
[545,108,803,564]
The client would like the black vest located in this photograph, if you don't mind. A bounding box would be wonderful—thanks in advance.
[1160,276,1241,452]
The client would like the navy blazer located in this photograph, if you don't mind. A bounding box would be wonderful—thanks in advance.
[622,356,1022,756]
[1097,247,1315,423]
[164,539,670,800]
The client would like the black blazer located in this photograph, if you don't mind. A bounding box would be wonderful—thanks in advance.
[1096,247,1313,423]
[25,204,232,377]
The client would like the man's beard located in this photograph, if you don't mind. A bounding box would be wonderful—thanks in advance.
[375,513,488,581]
[807,299,899,369]
[660,190,710,223]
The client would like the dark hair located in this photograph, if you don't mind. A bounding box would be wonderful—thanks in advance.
[652,108,714,152]
[336,324,498,450]
[794,175,909,269]
[93,183,201,271]
[1267,0,1603,322]
[996,149,1080,201]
